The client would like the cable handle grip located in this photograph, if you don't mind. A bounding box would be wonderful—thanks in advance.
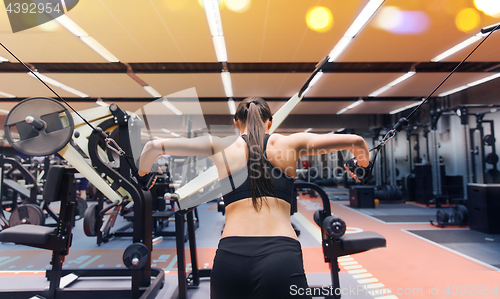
[92,127,108,141]
[393,117,409,132]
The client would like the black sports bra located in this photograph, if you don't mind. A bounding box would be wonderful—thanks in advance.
[221,134,295,207]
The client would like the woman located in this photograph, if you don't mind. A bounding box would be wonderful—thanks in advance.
[138,97,370,299]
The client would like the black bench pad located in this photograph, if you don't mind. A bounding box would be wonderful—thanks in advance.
[0,224,55,244]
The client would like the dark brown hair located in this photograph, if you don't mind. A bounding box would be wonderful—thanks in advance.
[234,97,275,211]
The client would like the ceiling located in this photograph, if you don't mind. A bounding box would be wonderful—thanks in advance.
[1,0,500,134]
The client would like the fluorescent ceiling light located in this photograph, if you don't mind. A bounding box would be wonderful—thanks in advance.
[389,100,424,114]
[161,129,181,138]
[203,0,224,36]
[0,56,8,62]
[345,0,385,37]
[227,98,236,115]
[438,73,500,97]
[143,86,162,98]
[328,0,384,62]
[431,33,485,62]
[301,71,325,96]
[80,36,120,62]
[0,91,15,98]
[328,37,353,62]
[304,128,313,133]
[309,71,324,87]
[162,100,183,115]
[336,128,346,132]
[28,72,88,97]
[141,132,150,137]
[55,15,119,62]
[55,15,88,37]
[96,99,109,106]
[213,36,228,62]
[203,0,227,62]
[0,109,10,114]
[369,71,416,97]
[221,72,233,97]
[337,99,364,115]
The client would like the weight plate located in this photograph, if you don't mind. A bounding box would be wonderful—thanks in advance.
[83,204,99,237]
[4,97,74,156]
[123,243,150,270]
[483,134,495,146]
[485,153,499,165]
[9,204,45,226]
[75,197,88,221]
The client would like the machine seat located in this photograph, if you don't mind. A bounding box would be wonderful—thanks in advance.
[339,231,386,256]
[0,224,55,244]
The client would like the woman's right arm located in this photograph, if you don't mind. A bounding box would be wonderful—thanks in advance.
[283,133,370,167]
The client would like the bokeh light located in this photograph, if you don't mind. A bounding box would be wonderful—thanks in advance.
[306,7,333,32]
[38,20,60,32]
[455,8,481,32]
[164,0,188,12]
[225,0,251,13]
[474,0,500,17]
[373,6,430,35]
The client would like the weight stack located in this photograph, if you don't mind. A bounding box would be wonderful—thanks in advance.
[467,184,500,234]
[349,186,375,208]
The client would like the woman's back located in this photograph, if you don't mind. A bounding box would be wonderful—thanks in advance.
[211,133,299,240]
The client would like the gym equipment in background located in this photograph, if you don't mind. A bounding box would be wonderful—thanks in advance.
[300,182,386,299]
[467,184,500,234]
[2,97,164,299]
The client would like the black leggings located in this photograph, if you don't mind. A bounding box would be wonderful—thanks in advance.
[210,236,312,299]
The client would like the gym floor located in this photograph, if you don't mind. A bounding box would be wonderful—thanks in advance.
[0,191,499,299]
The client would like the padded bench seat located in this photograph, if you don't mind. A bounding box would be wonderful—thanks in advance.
[339,231,386,256]
[123,210,175,220]
[0,224,56,244]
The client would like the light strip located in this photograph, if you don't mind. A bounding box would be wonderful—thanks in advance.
[0,109,10,114]
[80,36,120,62]
[389,100,424,115]
[0,91,15,98]
[96,99,109,107]
[213,36,228,62]
[369,71,416,97]
[0,56,8,62]
[28,72,89,97]
[431,33,485,62]
[143,86,162,98]
[337,99,364,115]
[301,71,325,96]
[304,128,313,133]
[55,15,88,37]
[345,0,385,37]
[203,0,227,62]
[55,15,119,62]
[161,128,181,138]
[227,98,236,115]
[221,71,233,97]
[328,0,384,62]
[162,100,183,115]
[438,73,500,97]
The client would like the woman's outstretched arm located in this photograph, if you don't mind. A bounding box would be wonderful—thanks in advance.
[283,133,370,167]
[137,135,238,176]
